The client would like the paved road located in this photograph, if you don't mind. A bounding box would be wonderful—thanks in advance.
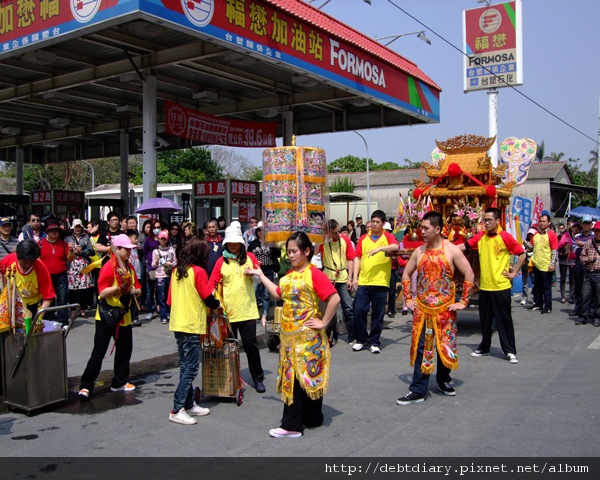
[1,294,599,457]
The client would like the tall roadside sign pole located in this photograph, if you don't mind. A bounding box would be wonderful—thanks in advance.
[463,0,523,167]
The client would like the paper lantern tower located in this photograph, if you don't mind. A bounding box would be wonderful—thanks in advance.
[262,138,328,244]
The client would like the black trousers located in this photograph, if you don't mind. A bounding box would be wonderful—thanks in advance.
[478,289,516,355]
[280,378,324,432]
[80,321,133,393]
[230,319,264,384]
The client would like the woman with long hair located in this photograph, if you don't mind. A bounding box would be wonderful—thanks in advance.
[209,221,266,393]
[246,231,340,438]
[167,236,219,425]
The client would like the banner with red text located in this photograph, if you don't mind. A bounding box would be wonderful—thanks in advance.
[165,100,276,148]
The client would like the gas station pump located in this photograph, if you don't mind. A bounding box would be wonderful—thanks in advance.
[193,179,260,229]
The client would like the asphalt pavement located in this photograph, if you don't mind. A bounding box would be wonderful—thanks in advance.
[1,291,599,457]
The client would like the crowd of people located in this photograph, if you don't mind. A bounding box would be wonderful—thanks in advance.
[1,206,597,438]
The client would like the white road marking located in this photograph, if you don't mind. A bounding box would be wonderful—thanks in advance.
[587,334,600,349]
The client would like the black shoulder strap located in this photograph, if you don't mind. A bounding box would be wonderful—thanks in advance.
[0,242,11,254]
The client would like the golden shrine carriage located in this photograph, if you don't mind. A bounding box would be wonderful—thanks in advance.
[402,134,517,299]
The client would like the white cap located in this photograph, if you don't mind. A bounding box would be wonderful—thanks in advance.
[223,223,245,245]
[384,222,392,231]
[72,219,84,228]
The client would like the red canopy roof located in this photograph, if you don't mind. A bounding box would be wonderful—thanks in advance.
[265,0,441,92]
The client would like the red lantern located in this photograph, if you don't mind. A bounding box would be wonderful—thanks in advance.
[448,163,462,177]
[486,185,497,198]
[413,188,423,199]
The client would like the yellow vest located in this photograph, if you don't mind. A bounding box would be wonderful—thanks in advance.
[220,257,259,322]
[358,234,392,287]
[169,267,209,334]
[322,239,349,283]
[532,233,552,272]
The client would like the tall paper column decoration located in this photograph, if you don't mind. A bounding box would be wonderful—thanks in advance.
[262,138,328,244]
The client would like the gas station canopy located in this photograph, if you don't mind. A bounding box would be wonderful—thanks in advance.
[0,0,441,164]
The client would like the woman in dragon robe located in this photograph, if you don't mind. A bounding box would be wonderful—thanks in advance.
[246,231,340,439]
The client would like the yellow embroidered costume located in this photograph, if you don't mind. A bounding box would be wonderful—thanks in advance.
[277,266,333,405]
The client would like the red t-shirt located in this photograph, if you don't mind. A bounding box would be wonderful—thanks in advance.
[0,252,55,305]
[97,261,142,293]
[39,238,70,274]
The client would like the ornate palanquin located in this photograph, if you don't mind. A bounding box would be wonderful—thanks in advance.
[413,134,515,227]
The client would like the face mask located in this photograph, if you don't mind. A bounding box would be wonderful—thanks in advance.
[153,229,160,235]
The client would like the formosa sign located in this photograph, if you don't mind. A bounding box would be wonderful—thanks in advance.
[165,100,276,148]
[462,0,523,92]
[156,0,438,121]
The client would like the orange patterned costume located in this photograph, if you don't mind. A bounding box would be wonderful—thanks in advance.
[410,243,458,373]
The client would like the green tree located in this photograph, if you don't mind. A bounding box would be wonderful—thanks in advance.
[535,140,545,162]
[328,155,373,173]
[373,161,401,171]
[329,177,355,192]
[400,158,422,169]
[247,167,263,182]
[588,148,599,167]
[549,151,565,161]
[129,147,222,184]
[209,146,258,180]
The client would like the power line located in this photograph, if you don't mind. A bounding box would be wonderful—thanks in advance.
[386,0,598,147]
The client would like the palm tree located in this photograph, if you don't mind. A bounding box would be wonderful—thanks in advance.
[535,140,545,162]
[549,152,565,161]
[588,148,599,166]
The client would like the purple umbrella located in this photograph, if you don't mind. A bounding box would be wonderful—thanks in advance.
[135,197,182,215]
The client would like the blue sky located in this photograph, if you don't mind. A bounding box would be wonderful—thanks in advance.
[238,0,598,169]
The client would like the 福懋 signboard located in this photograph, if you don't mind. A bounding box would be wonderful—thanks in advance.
[463,0,523,92]
[151,0,439,122]
[0,0,130,54]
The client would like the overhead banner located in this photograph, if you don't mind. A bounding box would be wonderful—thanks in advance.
[165,100,276,148]
[463,0,523,92]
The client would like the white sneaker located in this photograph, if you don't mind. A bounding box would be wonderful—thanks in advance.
[169,408,197,425]
[352,343,365,351]
[145,312,153,321]
[110,382,135,392]
[348,340,357,347]
[520,300,527,305]
[368,345,381,354]
[269,427,302,438]
[507,353,518,364]
[187,403,210,417]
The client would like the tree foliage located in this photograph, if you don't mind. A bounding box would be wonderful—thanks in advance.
[329,177,355,192]
[209,146,260,180]
[124,147,222,185]
[327,155,420,173]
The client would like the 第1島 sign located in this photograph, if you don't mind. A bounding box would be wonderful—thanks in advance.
[463,0,523,92]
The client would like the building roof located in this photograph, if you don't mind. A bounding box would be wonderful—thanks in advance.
[328,162,571,187]
[526,161,569,180]
[328,169,422,187]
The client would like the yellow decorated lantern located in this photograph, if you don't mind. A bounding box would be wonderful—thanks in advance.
[262,137,328,244]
